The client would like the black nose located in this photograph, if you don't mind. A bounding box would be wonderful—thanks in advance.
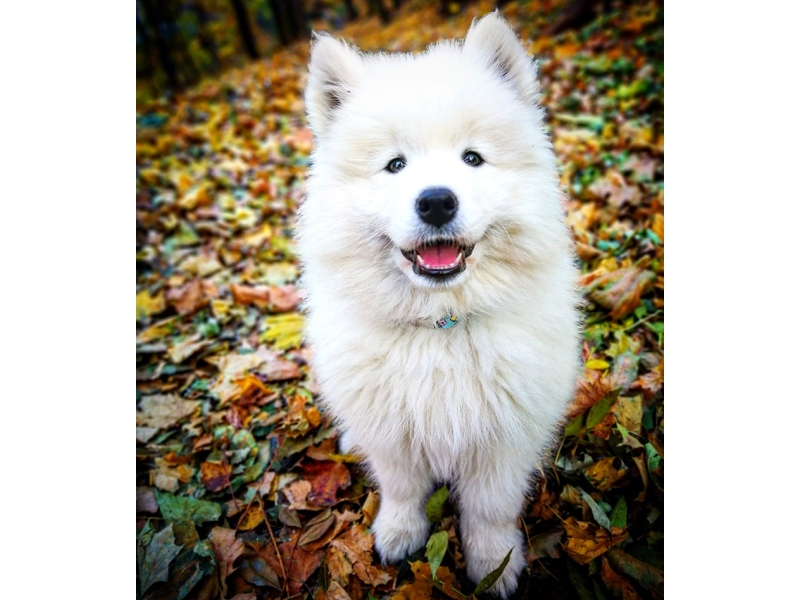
[416,187,458,228]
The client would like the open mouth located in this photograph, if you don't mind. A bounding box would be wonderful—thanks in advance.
[400,239,475,278]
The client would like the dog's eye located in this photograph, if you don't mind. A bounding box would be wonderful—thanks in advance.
[462,151,484,167]
[386,157,406,173]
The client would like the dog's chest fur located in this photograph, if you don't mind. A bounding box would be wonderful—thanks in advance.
[309,304,575,480]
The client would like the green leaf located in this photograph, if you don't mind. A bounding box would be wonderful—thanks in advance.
[473,548,513,595]
[564,414,584,437]
[138,523,182,594]
[567,560,595,600]
[579,488,611,531]
[425,531,448,581]
[426,485,449,523]
[610,496,628,528]
[645,443,661,472]
[155,490,222,525]
[586,394,616,429]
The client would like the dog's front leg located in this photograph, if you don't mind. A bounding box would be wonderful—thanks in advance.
[455,453,531,599]
[369,451,433,564]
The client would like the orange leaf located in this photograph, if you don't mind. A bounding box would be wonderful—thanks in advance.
[563,518,627,565]
[201,461,231,492]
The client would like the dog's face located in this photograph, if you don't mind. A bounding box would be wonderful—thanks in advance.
[301,14,565,317]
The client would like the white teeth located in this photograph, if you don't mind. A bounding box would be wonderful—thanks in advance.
[455,252,463,264]
[417,254,425,267]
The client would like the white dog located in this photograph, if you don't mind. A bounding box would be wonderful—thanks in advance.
[297,12,581,597]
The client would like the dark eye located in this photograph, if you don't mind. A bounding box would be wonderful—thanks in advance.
[386,157,406,173]
[462,151,484,167]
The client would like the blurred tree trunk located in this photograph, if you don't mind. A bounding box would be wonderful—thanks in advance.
[344,0,359,20]
[270,0,309,46]
[192,0,219,72]
[140,0,178,90]
[231,0,259,58]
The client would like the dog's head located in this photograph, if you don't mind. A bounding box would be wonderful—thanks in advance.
[300,13,569,320]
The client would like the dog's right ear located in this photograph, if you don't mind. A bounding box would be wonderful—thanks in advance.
[305,33,364,138]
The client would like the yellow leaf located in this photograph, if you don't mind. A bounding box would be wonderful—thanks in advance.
[586,359,610,370]
[137,289,166,321]
[260,313,305,350]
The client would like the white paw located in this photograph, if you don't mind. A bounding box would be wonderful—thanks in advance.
[464,530,527,598]
[372,502,430,564]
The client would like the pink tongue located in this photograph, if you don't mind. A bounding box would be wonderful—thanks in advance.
[418,243,460,268]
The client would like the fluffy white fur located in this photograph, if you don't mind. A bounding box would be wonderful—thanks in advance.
[298,13,581,598]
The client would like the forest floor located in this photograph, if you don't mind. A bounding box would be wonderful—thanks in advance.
[136,1,664,598]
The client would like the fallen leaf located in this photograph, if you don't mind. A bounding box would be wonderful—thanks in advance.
[584,457,628,491]
[137,394,200,429]
[137,486,159,513]
[361,491,380,526]
[138,523,183,594]
[563,517,627,565]
[209,526,245,579]
[137,289,166,321]
[606,548,664,600]
[331,524,394,587]
[302,461,351,508]
[600,557,641,600]
[166,279,208,315]
[567,369,612,419]
[231,283,272,309]
[200,461,231,492]
[583,267,656,321]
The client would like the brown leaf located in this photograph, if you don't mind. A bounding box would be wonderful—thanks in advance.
[526,527,564,562]
[330,524,394,587]
[607,548,664,600]
[302,460,352,508]
[136,486,158,513]
[279,532,325,595]
[231,283,271,309]
[567,369,612,419]
[613,396,643,434]
[303,509,362,553]
[393,561,433,600]
[201,461,231,492]
[361,491,380,527]
[587,169,642,208]
[583,267,656,321]
[325,546,353,587]
[137,394,200,429]
[284,479,313,510]
[299,510,335,546]
[237,504,265,531]
[269,284,301,312]
[584,457,628,491]
[209,527,245,579]
[306,438,337,461]
[563,518,627,565]
[324,580,353,600]
[166,279,207,315]
[601,557,642,600]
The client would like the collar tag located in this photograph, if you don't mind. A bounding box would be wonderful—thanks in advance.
[435,315,460,330]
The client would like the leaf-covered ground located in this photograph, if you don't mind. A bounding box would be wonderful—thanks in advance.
[136,1,664,598]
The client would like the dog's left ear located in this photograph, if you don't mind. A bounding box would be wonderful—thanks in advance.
[463,12,539,104]
[305,32,364,138]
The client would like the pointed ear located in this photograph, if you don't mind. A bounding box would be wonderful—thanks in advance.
[463,12,539,104]
[305,33,364,137]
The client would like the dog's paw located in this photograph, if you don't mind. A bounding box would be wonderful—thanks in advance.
[372,504,429,564]
[465,532,527,598]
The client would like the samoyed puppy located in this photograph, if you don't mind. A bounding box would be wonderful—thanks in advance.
[297,12,581,597]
